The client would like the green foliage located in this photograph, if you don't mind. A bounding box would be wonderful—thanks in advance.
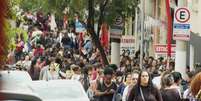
[16,0,87,20]
[9,0,139,27]
[106,0,140,25]
[5,20,28,49]
[7,0,23,19]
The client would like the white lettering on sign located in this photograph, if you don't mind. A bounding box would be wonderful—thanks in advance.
[156,47,166,52]
[120,36,135,57]
[155,44,176,53]
[121,39,135,43]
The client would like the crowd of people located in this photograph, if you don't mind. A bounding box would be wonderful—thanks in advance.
[5,11,201,101]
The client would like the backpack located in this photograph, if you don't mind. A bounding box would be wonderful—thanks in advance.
[113,84,125,101]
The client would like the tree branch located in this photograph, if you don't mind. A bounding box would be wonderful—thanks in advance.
[88,0,109,66]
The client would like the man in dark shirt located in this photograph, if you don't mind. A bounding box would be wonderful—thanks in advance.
[61,33,72,49]
[95,67,117,101]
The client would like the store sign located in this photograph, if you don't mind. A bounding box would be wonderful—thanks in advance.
[155,44,176,54]
[110,16,124,39]
[120,36,135,57]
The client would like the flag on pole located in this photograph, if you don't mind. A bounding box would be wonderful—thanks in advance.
[100,23,109,49]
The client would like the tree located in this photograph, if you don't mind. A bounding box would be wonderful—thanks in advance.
[7,0,23,19]
[8,0,139,66]
[96,0,109,37]
[0,0,8,67]
[17,0,87,20]
[87,0,140,66]
[87,0,110,66]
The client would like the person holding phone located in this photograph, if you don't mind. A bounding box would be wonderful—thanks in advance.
[95,67,117,101]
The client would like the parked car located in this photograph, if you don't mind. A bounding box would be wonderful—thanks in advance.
[29,80,90,101]
[0,70,32,90]
[0,70,42,101]
[0,71,89,101]
[0,90,42,101]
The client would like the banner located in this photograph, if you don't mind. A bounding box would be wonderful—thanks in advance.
[120,35,135,57]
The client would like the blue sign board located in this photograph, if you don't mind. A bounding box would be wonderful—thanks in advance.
[174,24,190,29]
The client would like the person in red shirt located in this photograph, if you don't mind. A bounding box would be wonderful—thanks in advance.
[33,44,44,57]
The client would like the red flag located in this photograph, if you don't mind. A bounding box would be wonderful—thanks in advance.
[100,23,109,49]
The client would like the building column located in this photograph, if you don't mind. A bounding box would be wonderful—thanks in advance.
[111,38,121,67]
[190,44,194,71]
[135,7,139,51]
[175,41,187,78]
[175,0,188,80]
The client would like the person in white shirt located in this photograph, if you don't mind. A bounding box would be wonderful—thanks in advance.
[71,64,81,81]
[122,71,139,101]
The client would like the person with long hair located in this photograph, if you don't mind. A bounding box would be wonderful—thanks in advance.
[183,71,196,101]
[160,73,181,101]
[122,71,139,101]
[127,70,163,101]
[190,72,201,100]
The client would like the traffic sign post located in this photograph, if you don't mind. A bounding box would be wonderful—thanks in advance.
[173,7,191,41]
[110,15,124,67]
[110,16,124,39]
[173,4,191,80]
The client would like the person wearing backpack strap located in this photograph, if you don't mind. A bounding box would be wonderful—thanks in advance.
[94,67,117,101]
[128,70,163,101]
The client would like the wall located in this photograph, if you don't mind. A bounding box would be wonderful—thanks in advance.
[189,0,201,35]
[187,33,201,67]
[158,0,167,45]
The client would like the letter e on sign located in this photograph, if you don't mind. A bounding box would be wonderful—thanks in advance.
[175,8,190,23]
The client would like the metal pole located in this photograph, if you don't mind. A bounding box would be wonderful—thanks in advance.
[135,7,138,51]
[175,0,188,80]
[166,0,172,70]
[140,0,145,69]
